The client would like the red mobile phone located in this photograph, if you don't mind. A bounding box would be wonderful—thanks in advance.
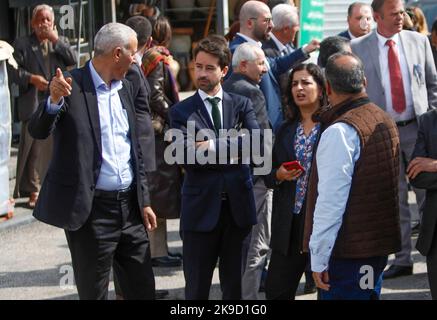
[282,160,305,172]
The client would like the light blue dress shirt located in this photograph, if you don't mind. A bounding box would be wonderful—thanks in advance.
[46,62,133,191]
[309,122,361,272]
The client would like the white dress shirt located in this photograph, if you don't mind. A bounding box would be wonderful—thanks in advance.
[46,62,134,191]
[348,30,356,40]
[310,122,361,272]
[376,32,415,122]
[198,88,224,152]
[198,87,224,127]
[269,32,288,56]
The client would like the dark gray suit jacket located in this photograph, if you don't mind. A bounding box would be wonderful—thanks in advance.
[222,73,271,130]
[126,63,156,172]
[410,109,437,256]
[11,33,77,121]
[28,62,151,231]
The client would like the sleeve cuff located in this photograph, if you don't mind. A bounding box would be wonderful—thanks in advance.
[46,97,64,114]
[310,252,330,272]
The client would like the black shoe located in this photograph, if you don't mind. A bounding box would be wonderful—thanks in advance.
[304,280,317,294]
[151,255,182,267]
[383,265,413,279]
[168,251,183,259]
[155,289,169,299]
[412,223,420,235]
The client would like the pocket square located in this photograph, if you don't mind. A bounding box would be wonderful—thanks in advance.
[413,64,424,85]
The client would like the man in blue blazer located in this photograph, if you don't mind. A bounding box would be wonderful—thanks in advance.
[170,36,261,300]
[228,0,319,130]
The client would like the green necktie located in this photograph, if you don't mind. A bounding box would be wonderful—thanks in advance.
[206,97,222,133]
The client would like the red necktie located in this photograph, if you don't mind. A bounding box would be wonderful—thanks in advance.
[386,39,406,113]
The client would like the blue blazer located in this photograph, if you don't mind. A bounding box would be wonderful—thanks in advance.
[169,91,259,232]
[228,35,308,130]
[337,30,352,40]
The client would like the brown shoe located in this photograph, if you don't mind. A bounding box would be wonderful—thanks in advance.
[28,192,39,209]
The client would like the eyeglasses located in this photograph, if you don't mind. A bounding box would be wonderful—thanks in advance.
[249,17,272,24]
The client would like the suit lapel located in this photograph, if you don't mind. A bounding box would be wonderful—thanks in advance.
[283,121,297,160]
[399,31,414,78]
[368,31,382,83]
[81,62,102,156]
[30,34,49,78]
[118,83,136,136]
[222,91,234,130]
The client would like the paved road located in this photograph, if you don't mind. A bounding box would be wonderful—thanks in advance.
[0,214,431,300]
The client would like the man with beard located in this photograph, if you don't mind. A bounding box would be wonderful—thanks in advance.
[228,0,319,130]
[169,35,261,299]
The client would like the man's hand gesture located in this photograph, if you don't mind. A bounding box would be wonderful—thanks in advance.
[50,68,72,104]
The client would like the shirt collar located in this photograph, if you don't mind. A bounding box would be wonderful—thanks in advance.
[134,53,143,65]
[376,31,400,48]
[236,33,262,48]
[269,32,287,53]
[198,87,224,103]
[89,60,123,91]
[347,30,356,40]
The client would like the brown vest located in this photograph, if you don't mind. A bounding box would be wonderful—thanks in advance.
[303,94,401,259]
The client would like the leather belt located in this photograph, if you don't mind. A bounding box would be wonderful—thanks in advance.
[396,118,416,127]
[94,186,133,201]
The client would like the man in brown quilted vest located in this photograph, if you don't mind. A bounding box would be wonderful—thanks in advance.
[303,52,401,299]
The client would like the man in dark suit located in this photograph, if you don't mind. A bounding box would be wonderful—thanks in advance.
[228,0,319,130]
[262,3,300,108]
[222,42,270,299]
[407,109,437,300]
[169,35,260,300]
[337,2,373,40]
[124,16,156,173]
[11,4,76,207]
[28,22,157,300]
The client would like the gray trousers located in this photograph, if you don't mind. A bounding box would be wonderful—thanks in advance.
[394,122,425,267]
[149,218,168,258]
[241,179,272,300]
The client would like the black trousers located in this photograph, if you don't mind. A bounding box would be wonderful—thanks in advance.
[265,213,309,300]
[65,192,155,300]
[182,199,251,300]
[427,227,437,300]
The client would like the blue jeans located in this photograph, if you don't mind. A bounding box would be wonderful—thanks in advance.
[319,256,388,300]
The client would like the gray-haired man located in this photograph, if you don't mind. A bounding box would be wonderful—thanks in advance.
[29,22,157,300]
[223,42,270,299]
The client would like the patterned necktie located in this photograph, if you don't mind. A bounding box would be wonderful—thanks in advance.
[386,39,406,113]
[206,97,222,133]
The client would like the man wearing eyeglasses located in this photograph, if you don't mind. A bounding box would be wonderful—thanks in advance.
[228,0,319,300]
[229,0,319,130]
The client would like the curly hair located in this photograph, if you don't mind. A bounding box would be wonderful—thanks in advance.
[285,63,328,122]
